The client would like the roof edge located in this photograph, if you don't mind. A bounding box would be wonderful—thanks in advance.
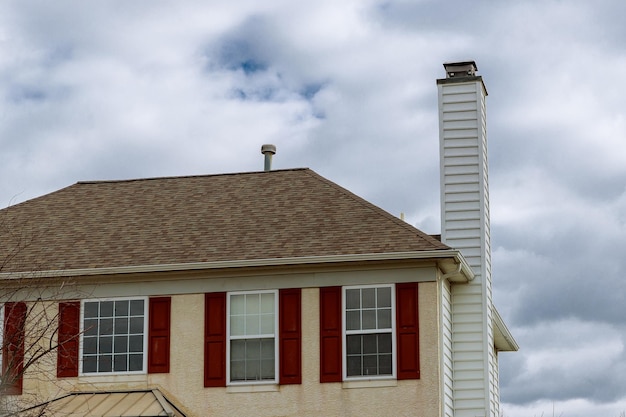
[0,250,474,281]
[493,306,519,352]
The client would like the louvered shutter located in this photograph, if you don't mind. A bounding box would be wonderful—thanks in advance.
[204,292,226,387]
[396,282,420,380]
[279,288,301,384]
[3,302,27,394]
[148,297,171,374]
[57,301,80,378]
[319,286,342,383]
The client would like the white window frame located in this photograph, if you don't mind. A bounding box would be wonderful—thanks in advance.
[226,290,279,385]
[79,296,148,376]
[342,284,396,381]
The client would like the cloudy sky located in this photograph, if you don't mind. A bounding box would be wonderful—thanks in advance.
[1,1,625,415]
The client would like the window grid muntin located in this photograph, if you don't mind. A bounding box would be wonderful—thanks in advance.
[343,285,396,380]
[226,290,278,384]
[80,297,148,375]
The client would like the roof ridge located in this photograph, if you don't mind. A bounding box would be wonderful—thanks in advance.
[302,170,448,249]
[76,168,310,185]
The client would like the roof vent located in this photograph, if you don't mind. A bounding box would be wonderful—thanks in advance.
[443,61,478,78]
[261,144,276,171]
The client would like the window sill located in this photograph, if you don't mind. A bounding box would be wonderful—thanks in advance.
[227,384,280,393]
[78,373,148,385]
[342,379,397,389]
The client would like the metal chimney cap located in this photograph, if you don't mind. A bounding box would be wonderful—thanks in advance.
[261,144,276,155]
[443,61,478,78]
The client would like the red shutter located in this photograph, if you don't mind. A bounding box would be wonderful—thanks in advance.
[396,282,420,380]
[57,301,80,378]
[3,302,27,395]
[279,288,301,385]
[204,292,226,387]
[319,286,342,383]
[148,297,171,374]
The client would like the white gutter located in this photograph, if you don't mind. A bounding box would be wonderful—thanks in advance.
[0,250,473,281]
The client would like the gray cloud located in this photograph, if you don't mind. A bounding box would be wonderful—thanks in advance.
[1,1,626,415]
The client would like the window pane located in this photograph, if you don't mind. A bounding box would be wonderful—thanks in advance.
[99,319,113,336]
[346,335,361,355]
[230,316,245,336]
[246,357,260,380]
[362,334,377,354]
[260,314,274,334]
[129,335,143,353]
[230,295,245,315]
[260,358,275,379]
[260,338,274,359]
[260,293,274,314]
[378,334,392,354]
[130,300,144,316]
[379,354,392,375]
[83,356,97,373]
[84,319,98,336]
[231,359,245,381]
[378,287,391,308]
[114,354,128,372]
[114,300,129,317]
[100,301,114,317]
[346,310,360,331]
[347,356,361,377]
[83,337,97,355]
[363,355,377,376]
[115,318,129,334]
[246,339,260,360]
[98,355,112,373]
[231,340,245,361]
[99,336,113,354]
[346,289,360,309]
[378,308,392,329]
[84,303,99,318]
[129,354,143,371]
[129,317,144,334]
[245,314,260,335]
[246,294,260,315]
[362,288,376,308]
[114,336,128,353]
[362,310,376,330]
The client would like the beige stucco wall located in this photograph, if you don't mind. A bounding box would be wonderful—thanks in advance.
[10,268,442,417]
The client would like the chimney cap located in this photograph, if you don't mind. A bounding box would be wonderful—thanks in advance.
[443,61,478,78]
[261,144,276,155]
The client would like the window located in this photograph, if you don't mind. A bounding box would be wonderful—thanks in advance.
[343,285,395,379]
[204,289,301,388]
[227,291,278,384]
[80,298,147,374]
[320,282,419,383]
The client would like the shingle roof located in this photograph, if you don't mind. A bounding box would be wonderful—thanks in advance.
[0,168,448,273]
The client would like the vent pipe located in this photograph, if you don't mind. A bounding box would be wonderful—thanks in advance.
[261,144,276,171]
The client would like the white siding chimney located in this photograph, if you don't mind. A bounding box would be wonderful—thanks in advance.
[438,61,499,417]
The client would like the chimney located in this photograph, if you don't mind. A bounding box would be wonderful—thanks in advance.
[261,144,276,171]
[437,61,499,416]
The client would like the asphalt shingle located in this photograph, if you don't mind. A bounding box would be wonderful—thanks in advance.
[0,168,447,273]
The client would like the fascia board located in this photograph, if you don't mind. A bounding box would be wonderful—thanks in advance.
[0,250,474,282]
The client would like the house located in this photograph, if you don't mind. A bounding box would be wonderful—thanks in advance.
[0,61,517,417]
